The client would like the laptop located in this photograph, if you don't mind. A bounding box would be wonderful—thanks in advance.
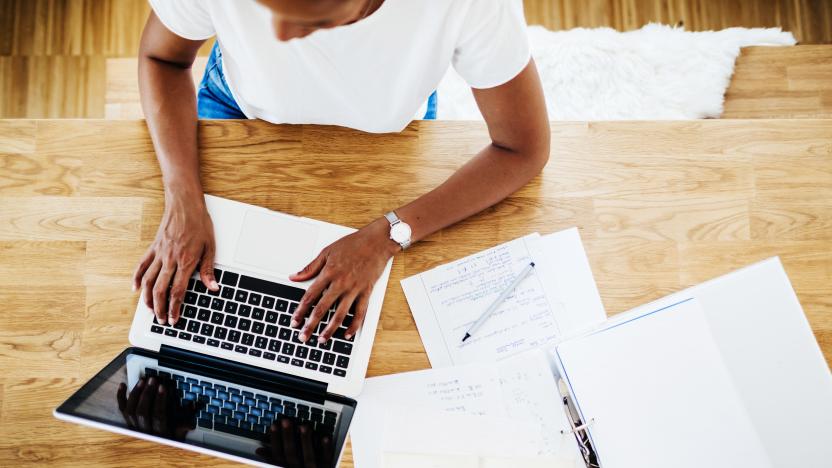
[55,194,394,466]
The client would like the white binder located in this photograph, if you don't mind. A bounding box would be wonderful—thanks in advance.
[552,257,832,468]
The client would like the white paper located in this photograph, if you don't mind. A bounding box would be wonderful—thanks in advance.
[351,350,581,468]
[381,452,575,468]
[401,229,605,367]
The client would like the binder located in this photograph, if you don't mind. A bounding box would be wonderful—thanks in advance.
[550,257,832,468]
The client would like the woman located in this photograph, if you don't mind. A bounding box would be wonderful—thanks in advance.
[133,0,550,347]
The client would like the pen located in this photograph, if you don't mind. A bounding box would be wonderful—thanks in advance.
[460,261,536,343]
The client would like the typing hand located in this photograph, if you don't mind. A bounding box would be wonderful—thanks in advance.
[132,194,219,326]
[116,376,197,441]
[289,218,398,344]
[256,417,334,468]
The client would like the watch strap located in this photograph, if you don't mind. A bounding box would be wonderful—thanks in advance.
[384,211,400,225]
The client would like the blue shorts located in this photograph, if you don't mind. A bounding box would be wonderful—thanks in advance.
[197,42,438,120]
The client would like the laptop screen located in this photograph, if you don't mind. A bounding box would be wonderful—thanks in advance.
[55,347,354,467]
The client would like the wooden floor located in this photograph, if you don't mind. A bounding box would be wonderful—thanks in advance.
[1,0,832,118]
[0,119,830,466]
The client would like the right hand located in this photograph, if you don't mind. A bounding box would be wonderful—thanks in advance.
[133,193,219,325]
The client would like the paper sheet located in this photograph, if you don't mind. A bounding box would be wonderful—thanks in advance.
[350,350,581,468]
[401,228,605,367]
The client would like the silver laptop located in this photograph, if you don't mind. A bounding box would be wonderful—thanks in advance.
[54,194,393,466]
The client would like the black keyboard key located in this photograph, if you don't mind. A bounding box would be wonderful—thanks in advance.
[239,318,252,332]
[221,271,239,286]
[165,329,177,337]
[228,330,241,343]
[266,325,278,337]
[291,331,303,344]
[214,326,228,340]
[269,339,281,352]
[214,422,259,440]
[235,289,248,303]
[224,315,238,328]
[151,325,164,334]
[197,308,211,321]
[184,291,197,304]
[333,340,353,355]
[235,345,248,354]
[336,355,349,369]
[305,362,318,371]
[211,312,224,325]
[249,348,262,357]
[332,327,350,341]
[207,339,220,347]
[342,314,354,327]
[266,311,278,323]
[187,320,200,333]
[277,355,290,364]
[276,300,288,312]
[278,313,292,327]
[224,301,238,314]
[211,298,224,311]
[333,368,346,377]
[200,323,214,336]
[178,332,192,341]
[221,342,233,351]
[238,275,305,302]
[253,308,265,321]
[248,293,262,306]
[238,304,252,317]
[323,352,336,365]
[198,418,213,429]
[310,349,322,362]
[291,358,303,367]
[262,296,275,309]
[278,327,292,341]
[191,335,205,344]
[194,280,207,293]
[221,287,235,299]
[173,318,188,330]
[289,302,298,314]
[264,352,276,360]
[282,343,295,355]
[184,305,197,318]
[255,336,268,349]
[252,321,265,335]
[319,365,333,374]
[295,346,309,359]
[318,339,332,350]
[242,333,254,346]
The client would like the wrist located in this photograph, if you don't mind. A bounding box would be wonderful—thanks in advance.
[368,217,402,256]
[164,180,205,209]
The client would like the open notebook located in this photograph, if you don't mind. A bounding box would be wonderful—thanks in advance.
[554,257,832,468]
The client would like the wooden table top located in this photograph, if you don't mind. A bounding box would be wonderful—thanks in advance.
[1,119,830,466]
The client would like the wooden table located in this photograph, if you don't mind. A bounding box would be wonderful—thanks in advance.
[1,119,830,466]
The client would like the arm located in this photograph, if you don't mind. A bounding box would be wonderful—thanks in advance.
[291,59,550,342]
[132,13,219,326]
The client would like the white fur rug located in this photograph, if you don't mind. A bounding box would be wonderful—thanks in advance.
[436,24,796,120]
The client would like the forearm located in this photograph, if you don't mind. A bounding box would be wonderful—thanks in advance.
[395,142,549,243]
[139,55,204,205]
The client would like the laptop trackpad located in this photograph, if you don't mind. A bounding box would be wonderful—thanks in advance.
[234,210,321,276]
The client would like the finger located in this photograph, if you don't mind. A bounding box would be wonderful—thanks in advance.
[198,244,220,292]
[289,250,327,282]
[141,258,163,312]
[319,432,334,468]
[345,292,371,340]
[281,417,300,468]
[152,261,176,325]
[117,382,128,412]
[133,248,156,293]
[319,291,355,344]
[267,422,284,464]
[167,265,191,326]
[152,383,168,435]
[301,289,344,343]
[125,377,146,427]
[136,377,158,432]
[299,423,317,468]
[292,274,330,328]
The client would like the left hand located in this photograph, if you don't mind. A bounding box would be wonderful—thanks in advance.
[289,218,399,344]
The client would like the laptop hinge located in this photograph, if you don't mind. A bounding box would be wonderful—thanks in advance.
[159,345,328,402]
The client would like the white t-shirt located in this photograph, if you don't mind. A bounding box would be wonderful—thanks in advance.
[148,0,530,133]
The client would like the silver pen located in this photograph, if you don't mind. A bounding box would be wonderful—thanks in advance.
[460,261,536,343]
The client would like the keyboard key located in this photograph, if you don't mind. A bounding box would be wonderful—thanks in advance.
[151,325,163,334]
[289,302,298,314]
[309,349,323,362]
[223,402,235,411]
[323,352,336,365]
[214,326,228,340]
[200,323,214,336]
[222,271,239,286]
[262,296,275,309]
[242,333,255,346]
[184,305,197,318]
[191,385,203,394]
[164,329,177,337]
[264,352,276,360]
[291,358,303,367]
[249,349,262,357]
[246,414,259,424]
[179,332,192,341]
[207,339,220,347]
[239,319,252,332]
[238,275,305,302]
[235,345,248,354]
[244,396,256,406]
[184,291,197,304]
[235,289,248,303]
[318,339,332,350]
[252,321,265,335]
[188,277,196,290]
[282,343,295,355]
[193,336,206,344]
[224,302,238,314]
[221,342,233,351]
[211,298,224,311]
[228,330,241,343]
[194,280,207,293]
[277,355,290,364]
[284,407,297,417]
[207,405,219,414]
[255,336,268,349]
[221,287,235,299]
[197,308,211,321]
[233,411,246,421]
[217,390,229,400]
[305,362,318,371]
[252,308,265,321]
[266,325,278,337]
[230,394,243,403]
[268,339,281,352]
[333,340,353,355]
[295,346,309,359]
[224,315,238,328]
[278,313,292,326]
[332,327,350,341]
[265,311,278,323]
[215,422,259,440]
[278,327,292,341]
[238,305,252,317]
[249,293,262,306]
[210,312,224,325]
[276,300,288,312]
[333,368,346,377]
[198,418,213,429]
[336,355,349,369]
[253,423,266,434]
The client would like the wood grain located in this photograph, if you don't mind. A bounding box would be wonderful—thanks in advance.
[0,119,830,467]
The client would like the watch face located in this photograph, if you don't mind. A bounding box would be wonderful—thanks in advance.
[390,222,412,243]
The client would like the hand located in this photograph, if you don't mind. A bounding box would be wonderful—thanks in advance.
[289,218,398,344]
[256,417,334,468]
[133,192,219,325]
[116,376,197,440]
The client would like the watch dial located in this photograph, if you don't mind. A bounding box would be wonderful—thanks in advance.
[391,222,412,243]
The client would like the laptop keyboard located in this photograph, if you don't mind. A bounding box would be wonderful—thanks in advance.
[143,367,338,439]
[149,267,354,378]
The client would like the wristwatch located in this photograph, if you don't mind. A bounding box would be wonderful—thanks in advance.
[384,211,412,250]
